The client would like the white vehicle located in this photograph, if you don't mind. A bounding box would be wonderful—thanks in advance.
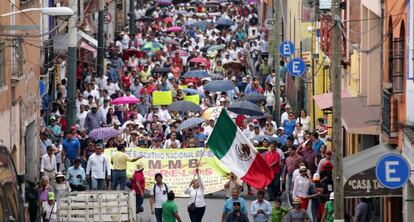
[57,191,136,222]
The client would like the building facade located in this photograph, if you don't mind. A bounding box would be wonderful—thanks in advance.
[0,0,45,183]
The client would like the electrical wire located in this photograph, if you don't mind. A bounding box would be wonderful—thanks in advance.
[6,0,37,25]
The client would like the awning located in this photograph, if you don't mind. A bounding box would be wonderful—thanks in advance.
[343,144,402,197]
[52,31,97,52]
[341,97,380,135]
[80,41,97,57]
[312,90,351,110]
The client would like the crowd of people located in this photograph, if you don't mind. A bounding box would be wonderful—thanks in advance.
[31,0,374,222]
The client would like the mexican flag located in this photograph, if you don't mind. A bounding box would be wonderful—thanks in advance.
[207,110,274,189]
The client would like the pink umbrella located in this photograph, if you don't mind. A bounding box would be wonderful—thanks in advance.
[166,26,183,32]
[111,96,140,105]
[190,57,209,64]
[171,49,189,57]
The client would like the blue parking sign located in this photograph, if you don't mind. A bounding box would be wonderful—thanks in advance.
[287,58,306,77]
[279,41,295,57]
[375,154,411,189]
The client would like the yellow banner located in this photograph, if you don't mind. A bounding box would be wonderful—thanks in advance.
[105,148,230,197]
[184,94,200,105]
[179,85,188,89]
[152,91,173,105]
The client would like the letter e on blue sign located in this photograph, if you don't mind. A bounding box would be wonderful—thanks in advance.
[279,41,294,57]
[375,154,411,189]
[287,58,306,77]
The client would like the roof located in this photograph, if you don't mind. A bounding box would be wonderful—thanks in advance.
[341,97,381,135]
[312,90,352,110]
[343,144,399,184]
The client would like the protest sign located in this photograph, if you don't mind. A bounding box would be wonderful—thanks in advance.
[105,147,230,197]
[152,91,173,105]
[184,94,200,105]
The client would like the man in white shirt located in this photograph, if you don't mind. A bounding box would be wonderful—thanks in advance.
[150,173,169,222]
[83,83,100,100]
[163,132,181,148]
[203,118,215,138]
[281,105,291,124]
[86,145,111,190]
[249,125,264,141]
[41,146,57,183]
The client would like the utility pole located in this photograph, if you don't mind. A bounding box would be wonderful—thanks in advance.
[66,0,78,132]
[129,0,136,36]
[272,0,281,127]
[331,0,344,220]
[97,0,105,76]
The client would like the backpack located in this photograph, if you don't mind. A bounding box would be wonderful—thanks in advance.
[153,183,168,201]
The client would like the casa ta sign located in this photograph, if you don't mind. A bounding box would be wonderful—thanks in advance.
[344,168,402,197]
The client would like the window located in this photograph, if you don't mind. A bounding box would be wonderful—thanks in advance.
[392,37,404,93]
[391,23,405,93]
[0,42,6,87]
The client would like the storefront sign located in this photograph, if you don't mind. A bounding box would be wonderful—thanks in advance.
[344,168,402,197]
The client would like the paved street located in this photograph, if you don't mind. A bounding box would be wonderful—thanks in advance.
[137,189,297,222]
[138,190,256,222]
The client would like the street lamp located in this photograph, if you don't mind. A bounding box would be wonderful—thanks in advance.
[0,7,74,18]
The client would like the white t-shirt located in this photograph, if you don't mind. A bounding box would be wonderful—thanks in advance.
[42,201,58,222]
[150,183,168,208]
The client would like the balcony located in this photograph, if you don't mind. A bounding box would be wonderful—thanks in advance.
[382,89,398,140]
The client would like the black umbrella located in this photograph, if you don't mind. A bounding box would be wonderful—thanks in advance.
[151,67,171,74]
[204,80,234,92]
[228,100,264,116]
[145,7,156,17]
[244,93,266,102]
[215,18,234,29]
[173,0,191,3]
[168,101,202,112]
[137,16,154,22]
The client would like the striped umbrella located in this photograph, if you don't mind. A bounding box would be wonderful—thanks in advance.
[89,127,120,141]
[177,117,205,131]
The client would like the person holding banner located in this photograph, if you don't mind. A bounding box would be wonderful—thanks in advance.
[184,169,206,222]
[111,145,143,190]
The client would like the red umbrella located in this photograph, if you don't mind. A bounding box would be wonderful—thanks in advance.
[163,17,174,23]
[166,26,183,32]
[111,96,140,105]
[122,49,145,61]
[189,57,209,64]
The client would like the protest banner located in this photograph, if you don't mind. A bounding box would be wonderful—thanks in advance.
[179,85,188,89]
[152,91,173,105]
[105,147,230,197]
[184,94,200,105]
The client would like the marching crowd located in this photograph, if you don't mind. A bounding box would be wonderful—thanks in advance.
[31,0,372,222]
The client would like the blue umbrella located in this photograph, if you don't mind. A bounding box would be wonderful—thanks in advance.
[193,21,211,29]
[177,117,205,131]
[209,74,224,79]
[182,70,210,78]
[204,80,234,92]
[182,88,205,97]
[227,100,264,116]
[215,18,234,27]
[168,101,202,112]
[244,93,266,102]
